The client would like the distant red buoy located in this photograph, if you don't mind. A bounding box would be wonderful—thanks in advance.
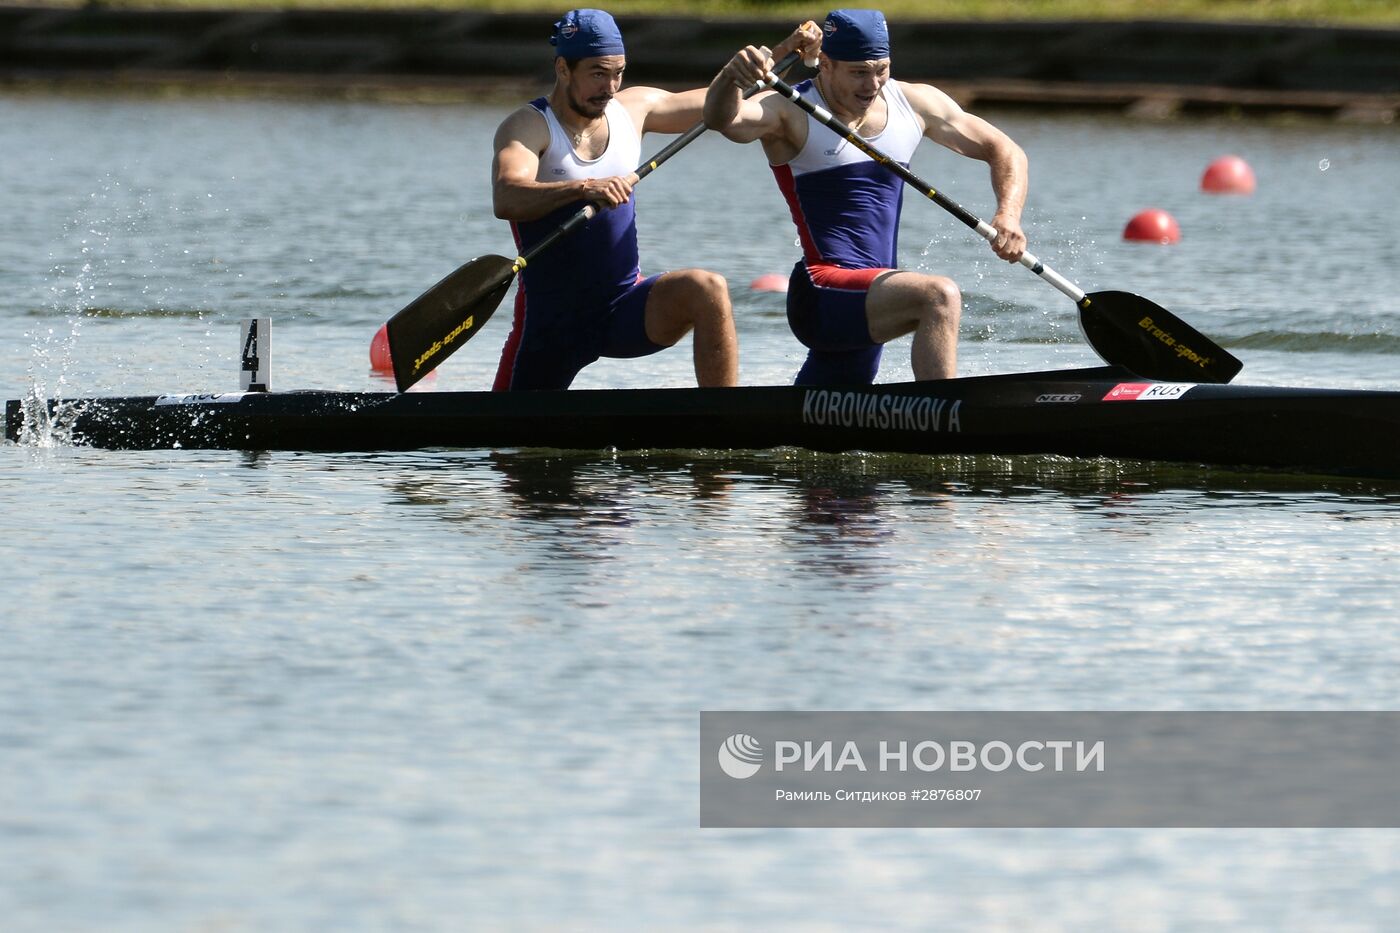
[369,323,393,373]
[1201,155,1256,194]
[1123,208,1181,244]
[750,273,788,293]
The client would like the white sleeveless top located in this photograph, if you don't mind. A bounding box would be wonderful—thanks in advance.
[508,96,644,314]
[785,78,923,176]
[772,79,926,270]
[533,98,641,182]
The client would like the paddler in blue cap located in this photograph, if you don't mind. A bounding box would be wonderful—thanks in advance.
[491,9,819,391]
[704,9,1030,386]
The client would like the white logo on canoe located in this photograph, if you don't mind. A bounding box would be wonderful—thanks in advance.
[802,390,962,433]
[154,393,249,406]
[1139,383,1196,400]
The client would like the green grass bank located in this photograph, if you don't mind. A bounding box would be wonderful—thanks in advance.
[15,0,1400,27]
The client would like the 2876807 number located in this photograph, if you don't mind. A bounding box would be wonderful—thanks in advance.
[911,789,982,801]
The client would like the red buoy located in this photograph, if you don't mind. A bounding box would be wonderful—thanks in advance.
[1122,208,1181,244]
[369,323,393,373]
[1201,155,1256,194]
[750,273,788,293]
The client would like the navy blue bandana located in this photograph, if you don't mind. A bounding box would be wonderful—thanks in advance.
[550,9,626,59]
[822,9,891,61]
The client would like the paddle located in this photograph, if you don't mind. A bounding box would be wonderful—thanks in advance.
[763,75,1243,384]
[384,52,803,393]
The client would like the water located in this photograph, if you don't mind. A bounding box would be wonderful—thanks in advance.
[2,91,1399,930]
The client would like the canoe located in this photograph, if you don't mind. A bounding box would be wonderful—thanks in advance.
[7,366,1400,478]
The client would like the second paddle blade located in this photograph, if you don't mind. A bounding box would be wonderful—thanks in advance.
[386,254,516,392]
[1078,290,1243,384]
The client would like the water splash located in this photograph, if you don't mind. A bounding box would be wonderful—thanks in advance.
[15,180,126,446]
[18,301,88,447]
[15,384,85,448]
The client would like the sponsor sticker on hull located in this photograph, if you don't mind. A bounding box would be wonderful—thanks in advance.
[1102,383,1196,402]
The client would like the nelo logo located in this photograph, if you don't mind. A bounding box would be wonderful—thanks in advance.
[718,734,764,779]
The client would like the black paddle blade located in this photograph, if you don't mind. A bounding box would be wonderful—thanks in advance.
[1078,290,1243,384]
[385,254,516,392]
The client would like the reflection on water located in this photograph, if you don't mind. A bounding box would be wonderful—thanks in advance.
[368,447,1400,549]
[328,448,1400,613]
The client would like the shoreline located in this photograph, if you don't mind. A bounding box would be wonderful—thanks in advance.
[5,0,1400,26]
[4,70,1394,124]
[1,6,1397,121]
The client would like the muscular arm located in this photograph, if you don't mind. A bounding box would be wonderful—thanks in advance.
[702,59,809,164]
[703,22,821,156]
[620,85,711,136]
[627,24,807,141]
[900,81,1029,261]
[491,106,635,222]
[703,83,804,159]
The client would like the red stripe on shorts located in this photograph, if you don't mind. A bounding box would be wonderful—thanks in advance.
[805,263,889,291]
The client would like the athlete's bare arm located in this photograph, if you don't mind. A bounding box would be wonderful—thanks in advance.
[703,23,822,163]
[492,105,637,221]
[899,81,1029,262]
[613,85,711,136]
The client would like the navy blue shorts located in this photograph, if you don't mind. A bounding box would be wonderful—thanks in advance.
[787,261,886,386]
[494,274,664,391]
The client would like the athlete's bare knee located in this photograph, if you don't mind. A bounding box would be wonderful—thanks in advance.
[678,269,732,325]
[648,271,731,348]
[684,268,729,304]
[922,277,961,328]
[926,276,961,309]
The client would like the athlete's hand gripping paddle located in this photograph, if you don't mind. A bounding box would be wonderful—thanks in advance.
[762,74,1242,384]
[382,52,803,393]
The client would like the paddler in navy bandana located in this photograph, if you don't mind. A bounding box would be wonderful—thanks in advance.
[705,10,1030,386]
[492,9,818,391]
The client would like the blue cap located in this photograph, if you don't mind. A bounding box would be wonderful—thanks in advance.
[550,9,626,60]
[821,9,890,61]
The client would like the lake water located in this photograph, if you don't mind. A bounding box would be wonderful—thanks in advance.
[2,89,1399,930]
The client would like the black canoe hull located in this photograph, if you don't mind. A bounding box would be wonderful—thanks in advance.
[7,367,1400,477]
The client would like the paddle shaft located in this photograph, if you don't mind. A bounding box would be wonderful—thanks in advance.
[764,76,1089,307]
[513,52,803,274]
[385,52,802,391]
